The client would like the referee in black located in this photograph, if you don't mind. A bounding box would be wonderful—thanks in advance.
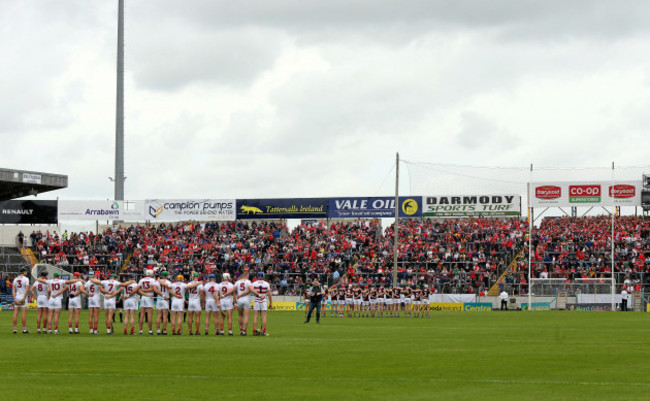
[304,280,324,324]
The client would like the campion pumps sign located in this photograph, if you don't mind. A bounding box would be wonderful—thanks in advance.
[530,181,641,207]
[423,195,520,217]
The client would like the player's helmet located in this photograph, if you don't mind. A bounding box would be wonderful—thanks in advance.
[176,275,184,281]
[53,272,61,278]
[160,271,169,277]
[222,272,231,281]
[145,269,154,277]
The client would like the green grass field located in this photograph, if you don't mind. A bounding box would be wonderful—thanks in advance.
[1,310,649,400]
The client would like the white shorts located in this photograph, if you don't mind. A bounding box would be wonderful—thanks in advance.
[386,299,393,305]
[404,297,412,304]
[68,296,82,309]
[354,299,362,305]
[88,296,101,309]
[49,298,63,309]
[362,301,369,307]
[370,299,377,305]
[124,298,138,311]
[188,299,202,312]
[37,295,50,308]
[205,300,220,312]
[220,298,234,311]
[338,300,345,306]
[345,298,353,305]
[236,298,251,309]
[413,300,421,306]
[157,299,170,310]
[171,299,185,312]
[140,296,154,309]
[104,298,116,310]
[254,301,268,311]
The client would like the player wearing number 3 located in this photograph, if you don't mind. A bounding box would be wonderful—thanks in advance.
[12,268,31,334]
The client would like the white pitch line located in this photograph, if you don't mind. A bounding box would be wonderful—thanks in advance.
[7,372,650,387]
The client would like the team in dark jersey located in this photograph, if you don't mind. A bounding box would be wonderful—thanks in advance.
[323,283,431,318]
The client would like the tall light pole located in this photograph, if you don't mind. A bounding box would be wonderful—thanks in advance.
[114,0,125,201]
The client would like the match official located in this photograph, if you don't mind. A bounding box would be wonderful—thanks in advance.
[304,280,324,324]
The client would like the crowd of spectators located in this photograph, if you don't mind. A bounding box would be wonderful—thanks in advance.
[25,218,527,295]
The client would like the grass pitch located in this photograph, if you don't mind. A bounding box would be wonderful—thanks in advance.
[1,310,649,401]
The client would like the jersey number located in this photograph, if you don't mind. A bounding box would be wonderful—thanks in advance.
[52,283,60,291]
[175,288,181,296]
[240,283,246,291]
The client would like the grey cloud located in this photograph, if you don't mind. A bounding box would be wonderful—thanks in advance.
[128,24,286,91]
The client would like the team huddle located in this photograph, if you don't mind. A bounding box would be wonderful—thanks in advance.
[315,284,432,318]
[11,268,273,337]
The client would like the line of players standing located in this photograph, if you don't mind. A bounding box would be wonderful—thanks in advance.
[12,267,273,336]
[308,283,432,318]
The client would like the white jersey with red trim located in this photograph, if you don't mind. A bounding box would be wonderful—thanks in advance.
[170,282,187,300]
[218,281,234,302]
[124,282,139,298]
[101,279,121,297]
[137,277,157,297]
[48,279,67,300]
[157,279,171,299]
[34,281,50,297]
[187,282,203,301]
[13,276,30,300]
[253,280,271,303]
[203,282,219,301]
[235,279,252,302]
[68,281,83,296]
[85,281,100,299]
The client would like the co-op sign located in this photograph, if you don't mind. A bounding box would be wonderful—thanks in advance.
[531,181,641,207]
[423,195,520,217]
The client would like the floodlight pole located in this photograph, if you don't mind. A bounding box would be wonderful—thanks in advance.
[393,152,399,288]
[114,0,125,202]
[611,162,616,311]
[528,164,533,309]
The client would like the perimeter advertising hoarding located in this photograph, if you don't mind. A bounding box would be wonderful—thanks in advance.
[58,200,145,221]
[530,181,642,207]
[145,199,235,221]
[0,200,57,224]
[237,198,328,220]
[328,197,422,218]
[423,195,520,217]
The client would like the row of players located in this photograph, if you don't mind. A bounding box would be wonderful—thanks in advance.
[11,268,273,336]
[310,284,432,318]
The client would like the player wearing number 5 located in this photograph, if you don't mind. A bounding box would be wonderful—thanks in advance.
[234,268,255,336]
[12,268,31,334]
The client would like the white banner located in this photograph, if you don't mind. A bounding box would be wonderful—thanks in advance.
[58,200,145,221]
[530,181,642,207]
[423,195,521,217]
[430,294,477,303]
[144,199,235,221]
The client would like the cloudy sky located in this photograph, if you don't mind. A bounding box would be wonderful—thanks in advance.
[3,1,650,201]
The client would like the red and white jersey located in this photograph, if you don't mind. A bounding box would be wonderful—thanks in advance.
[34,280,50,297]
[218,281,234,301]
[203,282,219,301]
[124,282,139,298]
[13,276,30,300]
[170,282,187,299]
[101,279,121,296]
[48,279,67,300]
[253,280,270,303]
[187,282,203,301]
[85,281,100,298]
[235,278,252,300]
[137,277,157,297]
[157,279,171,298]
[68,281,83,296]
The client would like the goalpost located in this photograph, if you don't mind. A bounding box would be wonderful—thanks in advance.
[529,278,619,310]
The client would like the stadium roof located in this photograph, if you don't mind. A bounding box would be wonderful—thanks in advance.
[0,168,67,201]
